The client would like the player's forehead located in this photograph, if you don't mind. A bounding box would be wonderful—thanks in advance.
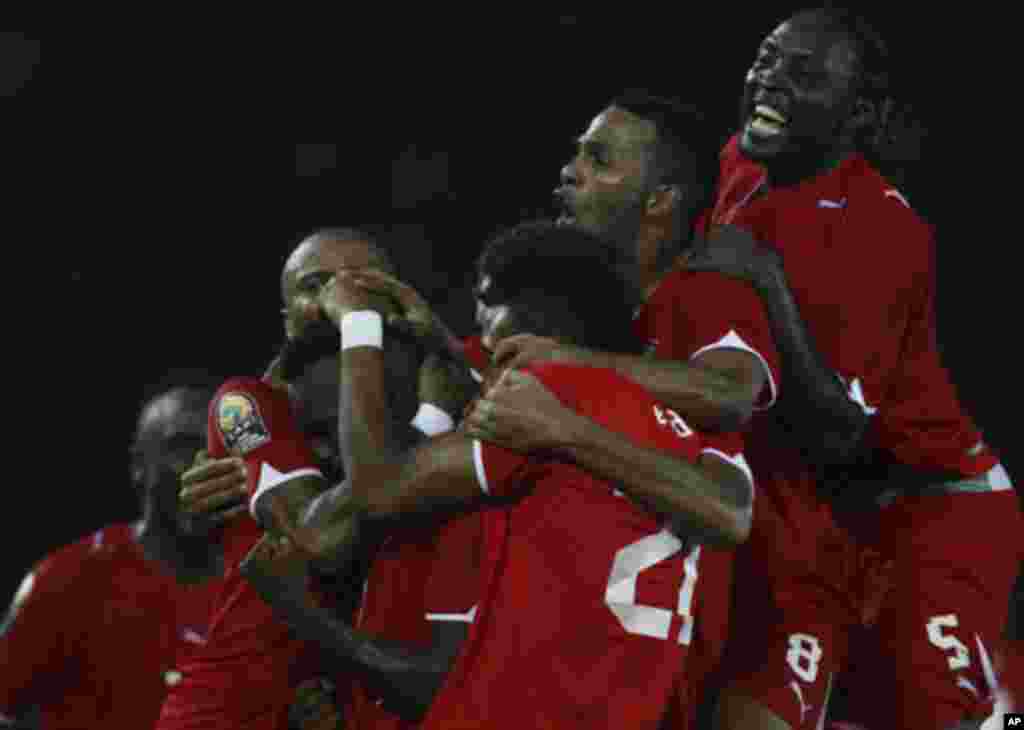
[137,390,207,442]
[282,235,378,295]
[763,14,860,76]
[579,106,656,155]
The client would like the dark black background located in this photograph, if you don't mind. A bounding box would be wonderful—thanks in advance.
[10,10,1018,604]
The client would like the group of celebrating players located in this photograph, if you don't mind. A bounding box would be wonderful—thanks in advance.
[3,8,1021,730]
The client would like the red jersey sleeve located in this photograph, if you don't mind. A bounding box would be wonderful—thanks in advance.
[208,377,323,520]
[0,545,93,715]
[460,335,489,383]
[423,514,482,624]
[638,270,781,409]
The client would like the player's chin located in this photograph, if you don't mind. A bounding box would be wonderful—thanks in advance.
[738,121,789,162]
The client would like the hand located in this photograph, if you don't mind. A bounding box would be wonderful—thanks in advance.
[178,451,248,532]
[289,677,343,730]
[314,270,379,326]
[346,267,461,356]
[683,224,783,288]
[239,532,311,608]
[418,353,479,419]
[462,368,580,453]
[491,334,588,372]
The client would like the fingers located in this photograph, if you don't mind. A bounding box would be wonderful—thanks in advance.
[491,334,536,368]
[180,458,248,509]
[182,457,246,488]
[183,487,247,517]
[206,503,248,526]
[345,267,418,303]
[191,449,210,468]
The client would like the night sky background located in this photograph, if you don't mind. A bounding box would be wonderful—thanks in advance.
[9,11,1019,605]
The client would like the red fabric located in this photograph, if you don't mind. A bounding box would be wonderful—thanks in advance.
[423,363,746,729]
[0,524,216,730]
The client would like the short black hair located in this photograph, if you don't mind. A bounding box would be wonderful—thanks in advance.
[135,368,224,437]
[608,91,721,217]
[802,6,894,151]
[811,6,891,99]
[476,220,643,355]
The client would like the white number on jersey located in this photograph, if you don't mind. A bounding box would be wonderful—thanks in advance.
[605,528,700,644]
[786,633,824,683]
[653,404,694,439]
[926,614,971,671]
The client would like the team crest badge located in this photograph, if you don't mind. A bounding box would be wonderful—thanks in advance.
[217,392,270,454]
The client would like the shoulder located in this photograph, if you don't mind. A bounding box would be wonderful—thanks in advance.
[14,524,139,608]
[846,157,932,237]
[525,362,656,414]
[211,376,293,455]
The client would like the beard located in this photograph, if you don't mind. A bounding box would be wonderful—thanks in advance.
[277,319,341,382]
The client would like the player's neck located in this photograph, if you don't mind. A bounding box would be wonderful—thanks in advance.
[136,514,224,583]
[635,231,666,300]
[764,141,855,190]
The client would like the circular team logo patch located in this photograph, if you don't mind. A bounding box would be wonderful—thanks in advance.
[217,392,270,454]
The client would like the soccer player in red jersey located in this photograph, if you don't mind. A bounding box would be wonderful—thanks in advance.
[677,8,1023,728]
[249,221,754,729]
[0,380,225,730]
[158,230,410,730]
[466,93,780,728]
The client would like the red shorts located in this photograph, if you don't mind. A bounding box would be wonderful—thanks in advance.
[718,481,860,728]
[843,490,1022,729]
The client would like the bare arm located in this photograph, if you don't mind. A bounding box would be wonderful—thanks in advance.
[463,369,753,546]
[494,336,765,432]
[240,534,464,721]
[686,226,870,464]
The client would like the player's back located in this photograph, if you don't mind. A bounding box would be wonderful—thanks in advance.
[424,363,743,730]
[0,523,210,730]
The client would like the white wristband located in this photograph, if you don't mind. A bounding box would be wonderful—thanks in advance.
[411,402,456,436]
[341,311,383,350]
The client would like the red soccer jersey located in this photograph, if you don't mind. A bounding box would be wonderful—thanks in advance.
[422,363,751,730]
[347,337,485,730]
[714,134,997,480]
[633,261,781,714]
[0,523,215,730]
[634,266,782,409]
[157,377,325,730]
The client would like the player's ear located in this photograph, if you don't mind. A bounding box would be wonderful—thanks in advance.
[129,445,145,490]
[847,95,877,136]
[646,184,681,218]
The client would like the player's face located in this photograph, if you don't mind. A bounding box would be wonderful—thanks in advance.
[281,236,381,340]
[557,107,654,245]
[134,390,209,526]
[739,13,861,175]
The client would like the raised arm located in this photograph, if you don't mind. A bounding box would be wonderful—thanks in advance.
[464,369,753,546]
[686,225,870,464]
[239,533,464,721]
[315,273,487,519]
[493,335,765,433]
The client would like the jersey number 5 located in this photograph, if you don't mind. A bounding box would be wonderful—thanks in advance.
[605,529,700,645]
[926,614,971,671]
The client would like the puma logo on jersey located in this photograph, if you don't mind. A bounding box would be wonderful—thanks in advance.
[884,189,911,208]
[817,198,847,209]
[837,375,877,416]
[181,628,207,645]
